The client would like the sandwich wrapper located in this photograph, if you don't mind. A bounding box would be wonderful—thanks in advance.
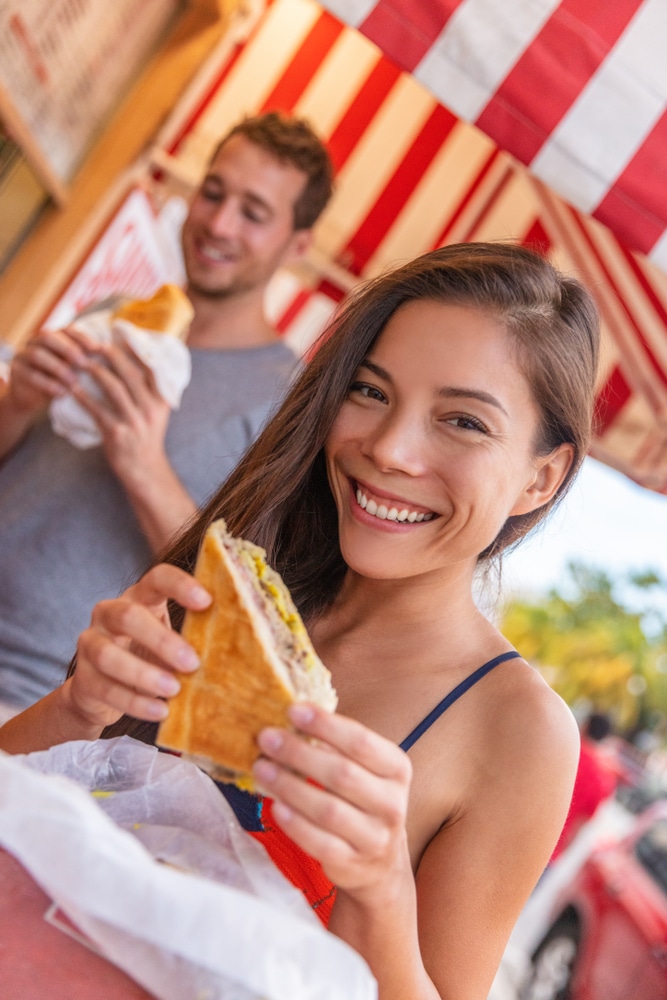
[0,736,377,1000]
[49,309,192,449]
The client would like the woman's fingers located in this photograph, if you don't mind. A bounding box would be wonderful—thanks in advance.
[70,564,210,727]
[89,595,201,673]
[125,563,211,615]
[256,718,410,827]
[76,627,176,722]
[254,751,388,858]
[252,706,412,891]
[288,703,411,784]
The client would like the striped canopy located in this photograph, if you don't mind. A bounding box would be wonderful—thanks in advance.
[167,0,667,494]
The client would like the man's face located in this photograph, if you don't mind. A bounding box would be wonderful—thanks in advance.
[181,134,310,299]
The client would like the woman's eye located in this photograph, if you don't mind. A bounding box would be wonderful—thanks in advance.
[349,381,387,403]
[445,414,488,433]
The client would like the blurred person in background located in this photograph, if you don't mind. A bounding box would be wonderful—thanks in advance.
[0,112,333,718]
[551,711,621,862]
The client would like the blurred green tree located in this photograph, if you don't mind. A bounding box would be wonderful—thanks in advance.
[500,563,667,736]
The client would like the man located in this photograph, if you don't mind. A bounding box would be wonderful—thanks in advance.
[0,112,334,712]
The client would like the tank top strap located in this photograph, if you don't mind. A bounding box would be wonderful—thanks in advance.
[399,650,521,752]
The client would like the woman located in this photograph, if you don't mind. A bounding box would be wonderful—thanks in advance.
[1,243,600,1000]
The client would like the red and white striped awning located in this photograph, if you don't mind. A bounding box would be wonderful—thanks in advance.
[160,0,667,493]
[319,0,667,271]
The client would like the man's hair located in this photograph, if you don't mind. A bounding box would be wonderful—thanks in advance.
[214,111,334,231]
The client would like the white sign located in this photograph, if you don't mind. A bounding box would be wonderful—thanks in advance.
[44,187,187,330]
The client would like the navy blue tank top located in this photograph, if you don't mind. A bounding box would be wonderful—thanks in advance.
[399,649,521,751]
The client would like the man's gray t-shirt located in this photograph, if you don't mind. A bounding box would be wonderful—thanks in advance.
[0,342,297,707]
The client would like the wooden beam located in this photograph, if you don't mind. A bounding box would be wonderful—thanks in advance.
[0,0,240,348]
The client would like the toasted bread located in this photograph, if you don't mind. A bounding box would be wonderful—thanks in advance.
[157,520,337,786]
[112,285,194,340]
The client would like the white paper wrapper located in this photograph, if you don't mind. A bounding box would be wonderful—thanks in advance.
[0,737,376,1000]
[49,310,192,449]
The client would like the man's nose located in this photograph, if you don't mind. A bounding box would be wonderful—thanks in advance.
[207,198,240,238]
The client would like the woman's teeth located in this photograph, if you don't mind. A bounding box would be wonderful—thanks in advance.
[356,489,435,522]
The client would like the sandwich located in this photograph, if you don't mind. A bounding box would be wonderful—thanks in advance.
[157,519,337,787]
[111,284,194,340]
[50,284,194,450]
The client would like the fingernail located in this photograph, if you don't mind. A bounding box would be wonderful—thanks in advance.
[288,704,314,726]
[258,729,282,753]
[158,674,181,697]
[147,701,169,721]
[178,646,199,671]
[253,759,278,784]
[272,801,293,823]
[191,586,211,607]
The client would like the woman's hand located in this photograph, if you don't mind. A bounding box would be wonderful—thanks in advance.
[253,705,413,904]
[67,564,211,731]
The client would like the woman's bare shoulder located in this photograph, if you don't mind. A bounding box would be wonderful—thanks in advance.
[473,655,580,807]
[405,649,579,852]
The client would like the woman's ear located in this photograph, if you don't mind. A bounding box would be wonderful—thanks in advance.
[510,443,575,517]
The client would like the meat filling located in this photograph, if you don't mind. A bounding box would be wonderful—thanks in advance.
[225,536,321,695]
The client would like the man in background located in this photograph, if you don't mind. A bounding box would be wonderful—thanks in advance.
[0,112,334,715]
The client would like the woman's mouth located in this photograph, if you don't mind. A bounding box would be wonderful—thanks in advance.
[355,486,436,523]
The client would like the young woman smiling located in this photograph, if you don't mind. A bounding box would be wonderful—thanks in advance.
[1,243,600,1000]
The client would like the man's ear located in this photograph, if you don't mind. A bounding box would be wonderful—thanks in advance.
[283,227,313,265]
[510,443,575,517]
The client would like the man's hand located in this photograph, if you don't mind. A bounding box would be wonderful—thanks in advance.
[6,327,93,417]
[72,338,197,553]
[0,326,95,461]
[71,338,171,488]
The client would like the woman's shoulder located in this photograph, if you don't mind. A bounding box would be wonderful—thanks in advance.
[475,653,580,798]
[405,649,580,867]
[416,646,579,805]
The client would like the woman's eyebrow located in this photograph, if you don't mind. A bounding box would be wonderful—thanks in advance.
[437,386,508,416]
[360,359,390,380]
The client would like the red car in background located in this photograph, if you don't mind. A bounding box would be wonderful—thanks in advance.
[520,801,667,1000]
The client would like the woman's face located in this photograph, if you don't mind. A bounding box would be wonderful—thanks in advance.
[324,298,571,583]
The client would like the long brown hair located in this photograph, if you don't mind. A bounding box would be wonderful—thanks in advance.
[166,241,599,626]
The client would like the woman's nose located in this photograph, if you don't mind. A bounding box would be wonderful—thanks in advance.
[363,414,428,476]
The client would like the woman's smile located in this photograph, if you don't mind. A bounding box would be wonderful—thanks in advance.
[351,478,438,527]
